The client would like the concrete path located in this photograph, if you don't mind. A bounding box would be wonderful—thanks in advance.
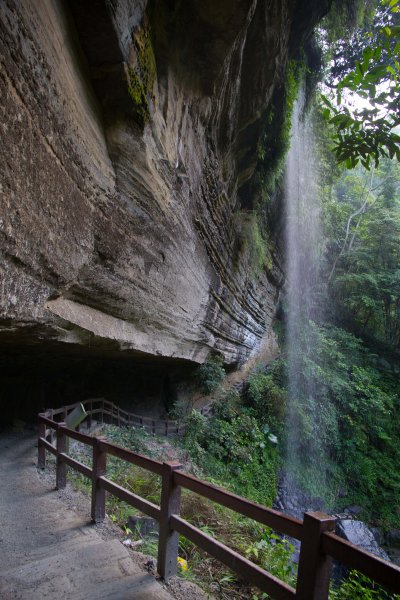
[0,431,174,599]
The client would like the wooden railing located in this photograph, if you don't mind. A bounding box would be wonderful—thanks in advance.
[44,398,211,437]
[37,414,400,599]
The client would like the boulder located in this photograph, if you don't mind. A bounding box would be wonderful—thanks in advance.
[127,515,159,538]
[385,529,400,549]
[336,519,390,561]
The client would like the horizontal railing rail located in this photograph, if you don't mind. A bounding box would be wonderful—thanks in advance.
[44,398,212,438]
[174,470,304,540]
[321,531,400,591]
[170,514,296,600]
[37,413,400,599]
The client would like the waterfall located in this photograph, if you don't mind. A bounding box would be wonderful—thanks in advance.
[284,88,326,499]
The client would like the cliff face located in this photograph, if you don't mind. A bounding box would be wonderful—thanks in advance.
[0,0,329,381]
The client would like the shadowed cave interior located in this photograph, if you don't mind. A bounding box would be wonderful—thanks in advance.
[0,331,197,425]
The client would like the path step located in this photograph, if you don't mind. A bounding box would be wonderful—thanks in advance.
[68,570,174,600]
[0,536,103,573]
[0,538,162,599]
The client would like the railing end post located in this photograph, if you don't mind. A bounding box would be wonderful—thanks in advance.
[296,511,336,600]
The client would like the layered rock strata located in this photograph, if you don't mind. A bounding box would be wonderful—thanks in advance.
[0,0,329,370]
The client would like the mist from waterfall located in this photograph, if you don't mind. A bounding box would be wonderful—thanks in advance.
[284,88,327,497]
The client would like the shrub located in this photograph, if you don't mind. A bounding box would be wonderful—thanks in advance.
[183,398,279,506]
[244,369,286,433]
[330,570,400,600]
[196,355,225,394]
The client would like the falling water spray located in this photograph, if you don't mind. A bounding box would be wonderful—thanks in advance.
[284,87,327,498]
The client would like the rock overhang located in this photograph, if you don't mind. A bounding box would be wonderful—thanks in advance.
[0,0,331,391]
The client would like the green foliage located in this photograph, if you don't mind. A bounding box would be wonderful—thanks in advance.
[67,425,163,528]
[323,0,396,84]
[127,22,156,125]
[232,211,271,274]
[330,570,400,599]
[183,393,279,507]
[244,363,286,434]
[100,424,153,455]
[127,68,151,123]
[257,60,303,196]
[68,420,286,599]
[244,530,297,589]
[325,158,400,347]
[322,0,375,45]
[168,397,191,421]
[196,355,225,394]
[321,0,400,169]
[283,320,400,526]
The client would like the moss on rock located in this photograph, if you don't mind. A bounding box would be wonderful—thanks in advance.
[127,22,157,126]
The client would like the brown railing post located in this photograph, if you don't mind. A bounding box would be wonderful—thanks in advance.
[56,423,67,489]
[157,461,182,581]
[38,417,46,468]
[87,399,92,430]
[49,409,54,445]
[91,437,107,522]
[296,511,336,600]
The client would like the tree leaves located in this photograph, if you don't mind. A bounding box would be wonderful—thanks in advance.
[321,0,400,169]
[326,159,400,347]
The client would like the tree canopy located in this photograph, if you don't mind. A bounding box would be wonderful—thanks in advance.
[321,0,400,169]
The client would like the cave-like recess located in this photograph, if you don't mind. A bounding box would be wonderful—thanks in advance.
[0,332,196,425]
[0,0,330,424]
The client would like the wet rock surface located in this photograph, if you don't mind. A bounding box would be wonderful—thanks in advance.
[386,529,400,549]
[373,528,400,566]
[274,471,326,521]
[274,472,327,563]
[274,472,394,570]
[336,520,390,561]
[127,515,159,538]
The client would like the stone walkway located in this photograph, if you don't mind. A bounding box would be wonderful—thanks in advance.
[0,431,175,599]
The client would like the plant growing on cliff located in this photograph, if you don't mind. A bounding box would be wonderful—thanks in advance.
[196,355,225,394]
[127,21,157,126]
[232,211,271,275]
[256,60,303,196]
[244,363,286,435]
